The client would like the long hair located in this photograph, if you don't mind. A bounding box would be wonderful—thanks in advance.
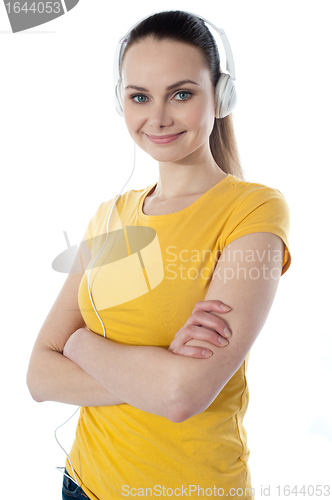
[120,10,245,180]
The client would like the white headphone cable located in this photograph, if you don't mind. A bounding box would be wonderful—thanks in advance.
[55,406,80,486]
[87,142,136,338]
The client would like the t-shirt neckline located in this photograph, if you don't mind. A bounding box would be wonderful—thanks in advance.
[138,173,233,220]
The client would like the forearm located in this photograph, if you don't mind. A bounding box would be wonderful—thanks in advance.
[65,329,183,421]
[27,346,127,407]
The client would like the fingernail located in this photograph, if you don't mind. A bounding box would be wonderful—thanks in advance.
[220,304,231,312]
[202,349,212,357]
[223,326,232,338]
[218,336,229,345]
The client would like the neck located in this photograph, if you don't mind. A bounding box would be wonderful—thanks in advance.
[152,145,226,201]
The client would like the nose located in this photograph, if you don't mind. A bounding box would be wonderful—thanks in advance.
[147,100,174,130]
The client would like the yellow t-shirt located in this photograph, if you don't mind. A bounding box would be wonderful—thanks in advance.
[66,173,291,500]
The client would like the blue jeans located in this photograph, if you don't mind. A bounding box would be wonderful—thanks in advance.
[62,469,90,499]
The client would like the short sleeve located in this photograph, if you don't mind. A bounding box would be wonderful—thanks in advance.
[222,187,291,276]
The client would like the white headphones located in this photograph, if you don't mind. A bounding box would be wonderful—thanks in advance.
[113,10,237,119]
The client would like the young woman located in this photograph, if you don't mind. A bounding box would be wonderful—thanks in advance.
[27,10,291,500]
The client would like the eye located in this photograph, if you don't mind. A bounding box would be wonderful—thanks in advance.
[130,94,146,104]
[174,91,192,101]
[130,94,149,104]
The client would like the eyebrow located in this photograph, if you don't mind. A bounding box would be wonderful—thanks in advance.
[124,79,200,92]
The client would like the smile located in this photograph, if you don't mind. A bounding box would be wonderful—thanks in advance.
[145,132,185,144]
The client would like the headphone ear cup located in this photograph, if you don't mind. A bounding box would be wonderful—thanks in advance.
[215,73,237,119]
[114,81,124,117]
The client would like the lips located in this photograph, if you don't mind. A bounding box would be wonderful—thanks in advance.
[145,132,185,144]
[147,133,183,138]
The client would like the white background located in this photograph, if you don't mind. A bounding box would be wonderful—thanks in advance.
[1,1,331,499]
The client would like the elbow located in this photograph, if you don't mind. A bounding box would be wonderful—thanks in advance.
[167,404,189,424]
[168,409,190,424]
[167,399,194,423]
[166,373,213,423]
[166,379,195,424]
[26,370,44,403]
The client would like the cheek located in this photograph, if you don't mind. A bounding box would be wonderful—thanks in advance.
[123,105,133,130]
[188,92,214,120]
[123,111,146,145]
[184,101,215,135]
[123,109,140,135]
[123,99,136,127]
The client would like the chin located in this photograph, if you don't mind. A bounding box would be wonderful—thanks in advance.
[147,149,191,164]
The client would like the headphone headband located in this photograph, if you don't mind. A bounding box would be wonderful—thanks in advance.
[113,10,236,89]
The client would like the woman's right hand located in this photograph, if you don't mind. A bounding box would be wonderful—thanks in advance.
[168,300,232,359]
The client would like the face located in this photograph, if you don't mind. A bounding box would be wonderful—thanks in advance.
[121,37,216,165]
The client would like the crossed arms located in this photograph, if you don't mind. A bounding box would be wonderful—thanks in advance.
[27,231,285,422]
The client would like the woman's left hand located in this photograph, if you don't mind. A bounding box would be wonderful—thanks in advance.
[168,300,232,358]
